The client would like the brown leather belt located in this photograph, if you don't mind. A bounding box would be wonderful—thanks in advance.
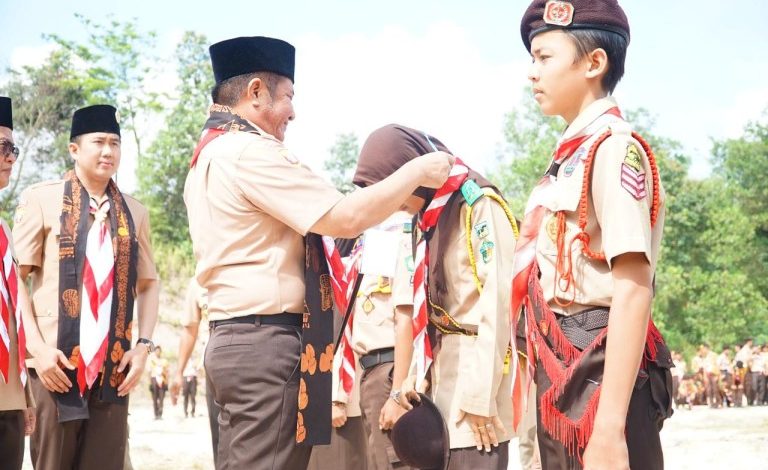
[360,347,395,370]
[209,312,302,329]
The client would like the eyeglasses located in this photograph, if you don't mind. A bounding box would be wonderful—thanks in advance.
[0,139,20,159]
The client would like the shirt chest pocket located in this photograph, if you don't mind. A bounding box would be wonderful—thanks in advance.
[538,175,584,257]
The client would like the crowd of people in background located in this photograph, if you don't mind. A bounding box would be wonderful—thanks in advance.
[671,339,768,410]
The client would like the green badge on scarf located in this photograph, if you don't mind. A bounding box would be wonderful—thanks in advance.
[480,240,494,264]
[461,180,483,206]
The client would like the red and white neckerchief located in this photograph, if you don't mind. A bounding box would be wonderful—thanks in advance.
[322,236,363,394]
[509,107,623,413]
[412,159,469,385]
[77,197,115,395]
[0,224,26,387]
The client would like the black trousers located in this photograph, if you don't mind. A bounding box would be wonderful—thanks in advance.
[150,378,166,418]
[0,410,24,470]
[183,376,198,415]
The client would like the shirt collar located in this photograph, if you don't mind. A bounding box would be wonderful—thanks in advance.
[562,96,620,140]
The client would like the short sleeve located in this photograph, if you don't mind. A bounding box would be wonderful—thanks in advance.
[12,187,45,269]
[235,140,344,236]
[134,206,158,281]
[181,280,203,327]
[591,134,654,266]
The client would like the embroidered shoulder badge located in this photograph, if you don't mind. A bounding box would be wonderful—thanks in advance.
[620,143,647,200]
[480,240,495,264]
[460,180,483,207]
[473,220,489,239]
[543,1,574,26]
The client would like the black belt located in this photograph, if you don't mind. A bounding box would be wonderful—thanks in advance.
[556,307,610,350]
[360,348,395,370]
[209,313,303,330]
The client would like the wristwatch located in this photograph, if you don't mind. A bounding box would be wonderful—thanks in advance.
[389,389,402,405]
[137,338,155,353]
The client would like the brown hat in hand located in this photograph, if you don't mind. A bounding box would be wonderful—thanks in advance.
[390,393,450,470]
[520,0,630,52]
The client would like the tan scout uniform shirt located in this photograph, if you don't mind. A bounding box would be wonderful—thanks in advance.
[535,97,666,316]
[0,220,35,411]
[351,214,414,356]
[430,190,516,449]
[184,127,344,321]
[12,180,157,364]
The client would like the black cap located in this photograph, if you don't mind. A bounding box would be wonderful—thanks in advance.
[390,394,449,470]
[209,36,295,84]
[521,0,630,52]
[0,97,12,129]
[70,105,121,140]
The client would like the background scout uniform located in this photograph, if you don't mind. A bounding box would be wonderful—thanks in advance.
[184,36,344,469]
[177,278,220,459]
[354,215,413,470]
[148,348,169,419]
[428,182,516,469]
[0,95,34,470]
[13,109,157,470]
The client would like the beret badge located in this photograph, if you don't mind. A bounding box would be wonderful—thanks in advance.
[543,0,574,26]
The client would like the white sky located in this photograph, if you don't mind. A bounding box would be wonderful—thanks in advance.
[2,1,767,192]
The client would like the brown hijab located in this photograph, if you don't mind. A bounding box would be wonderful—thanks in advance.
[354,124,500,306]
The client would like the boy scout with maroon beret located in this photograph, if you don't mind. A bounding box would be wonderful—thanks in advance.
[513,1,674,469]
[184,36,453,469]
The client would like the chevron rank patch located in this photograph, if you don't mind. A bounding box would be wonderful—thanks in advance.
[621,143,647,200]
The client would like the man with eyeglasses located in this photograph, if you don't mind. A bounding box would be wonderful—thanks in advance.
[13,104,159,470]
[0,96,36,470]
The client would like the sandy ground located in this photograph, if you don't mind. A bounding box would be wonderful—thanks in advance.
[21,399,768,469]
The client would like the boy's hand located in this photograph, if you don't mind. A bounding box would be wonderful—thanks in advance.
[32,344,75,393]
[379,397,406,430]
[331,402,347,428]
[582,425,630,470]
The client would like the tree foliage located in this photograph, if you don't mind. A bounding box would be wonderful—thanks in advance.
[324,132,359,194]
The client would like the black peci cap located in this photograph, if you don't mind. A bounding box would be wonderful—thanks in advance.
[70,104,121,140]
[209,36,295,84]
[0,97,12,129]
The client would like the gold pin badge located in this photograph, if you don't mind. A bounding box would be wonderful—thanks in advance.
[543,1,574,26]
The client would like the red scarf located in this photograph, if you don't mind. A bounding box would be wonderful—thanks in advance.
[0,225,25,387]
[412,160,469,384]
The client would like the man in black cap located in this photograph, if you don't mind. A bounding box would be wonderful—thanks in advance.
[14,104,159,470]
[513,1,673,469]
[184,36,454,469]
[0,96,37,470]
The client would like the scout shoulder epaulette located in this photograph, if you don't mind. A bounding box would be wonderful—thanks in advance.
[460,179,484,206]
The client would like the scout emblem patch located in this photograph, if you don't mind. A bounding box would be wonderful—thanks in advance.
[543,1,574,26]
[473,220,489,239]
[620,143,647,200]
[480,240,495,264]
[460,180,483,206]
[563,147,586,177]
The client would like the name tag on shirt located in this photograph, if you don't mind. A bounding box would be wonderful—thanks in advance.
[360,228,399,278]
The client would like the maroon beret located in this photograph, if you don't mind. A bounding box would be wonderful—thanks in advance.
[521,0,630,52]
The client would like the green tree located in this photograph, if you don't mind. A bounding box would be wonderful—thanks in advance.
[490,88,562,216]
[324,132,359,194]
[0,48,108,219]
[136,32,213,288]
[48,14,162,160]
